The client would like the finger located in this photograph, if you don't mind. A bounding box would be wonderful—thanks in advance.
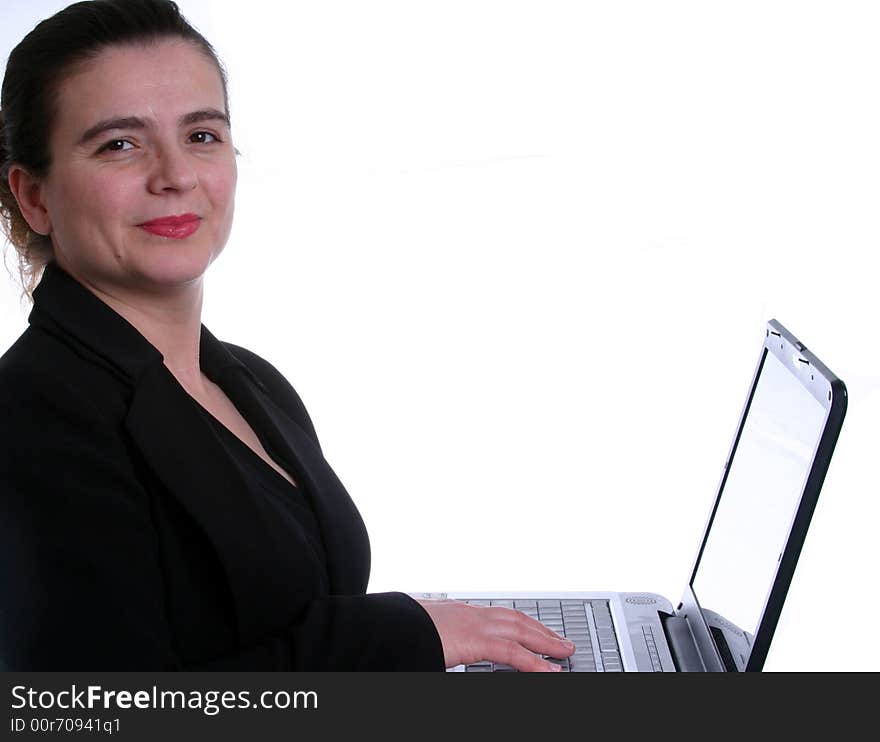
[496,610,575,656]
[528,616,569,643]
[491,606,568,642]
[511,620,576,658]
[493,639,564,673]
[481,612,574,660]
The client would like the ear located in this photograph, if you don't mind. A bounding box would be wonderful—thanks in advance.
[7,165,51,236]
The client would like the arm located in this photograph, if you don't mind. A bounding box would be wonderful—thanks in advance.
[193,592,443,670]
[0,375,443,671]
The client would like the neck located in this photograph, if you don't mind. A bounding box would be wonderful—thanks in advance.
[58,262,210,394]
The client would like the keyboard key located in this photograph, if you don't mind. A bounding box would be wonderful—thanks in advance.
[539,604,562,612]
[538,600,562,612]
[574,656,597,666]
[515,600,538,610]
[570,657,597,672]
[565,632,590,643]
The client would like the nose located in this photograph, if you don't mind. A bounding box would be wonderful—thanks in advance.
[146,144,198,194]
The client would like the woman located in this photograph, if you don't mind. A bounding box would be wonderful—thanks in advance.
[0,0,575,670]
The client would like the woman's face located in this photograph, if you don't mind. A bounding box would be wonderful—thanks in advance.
[37,38,237,297]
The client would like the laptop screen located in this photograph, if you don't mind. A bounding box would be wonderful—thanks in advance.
[690,345,828,669]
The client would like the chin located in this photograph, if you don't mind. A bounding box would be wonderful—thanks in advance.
[131,248,217,290]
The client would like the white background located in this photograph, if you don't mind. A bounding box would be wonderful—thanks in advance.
[2,1,877,671]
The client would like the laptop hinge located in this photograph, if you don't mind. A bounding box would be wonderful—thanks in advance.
[661,614,708,672]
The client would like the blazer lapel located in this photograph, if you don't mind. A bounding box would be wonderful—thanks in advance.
[212,357,372,595]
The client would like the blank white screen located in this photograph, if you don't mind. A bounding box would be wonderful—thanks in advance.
[691,350,826,641]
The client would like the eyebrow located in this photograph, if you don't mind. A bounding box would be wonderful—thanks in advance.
[77,108,231,147]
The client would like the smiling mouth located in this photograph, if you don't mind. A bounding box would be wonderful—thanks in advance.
[138,214,201,239]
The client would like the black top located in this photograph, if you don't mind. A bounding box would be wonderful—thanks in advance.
[196,402,330,592]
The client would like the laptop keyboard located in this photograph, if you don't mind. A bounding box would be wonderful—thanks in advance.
[460,599,623,672]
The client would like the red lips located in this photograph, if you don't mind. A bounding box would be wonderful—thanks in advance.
[138,213,201,239]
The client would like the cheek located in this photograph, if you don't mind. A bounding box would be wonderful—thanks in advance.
[89,173,135,227]
[203,161,237,213]
[48,167,135,238]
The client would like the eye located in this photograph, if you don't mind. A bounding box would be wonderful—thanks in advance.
[189,131,220,144]
[98,139,134,153]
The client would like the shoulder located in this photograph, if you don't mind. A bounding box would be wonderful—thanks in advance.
[0,326,128,424]
[221,342,322,450]
[0,328,151,515]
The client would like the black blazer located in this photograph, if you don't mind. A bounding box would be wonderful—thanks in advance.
[0,262,444,670]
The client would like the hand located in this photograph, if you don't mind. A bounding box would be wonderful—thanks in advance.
[415,599,575,671]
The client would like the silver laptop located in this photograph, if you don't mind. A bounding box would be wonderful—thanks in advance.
[414,320,847,672]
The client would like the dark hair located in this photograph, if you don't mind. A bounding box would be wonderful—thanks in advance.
[0,0,229,304]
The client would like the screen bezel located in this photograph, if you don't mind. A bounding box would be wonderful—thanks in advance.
[679,320,847,671]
